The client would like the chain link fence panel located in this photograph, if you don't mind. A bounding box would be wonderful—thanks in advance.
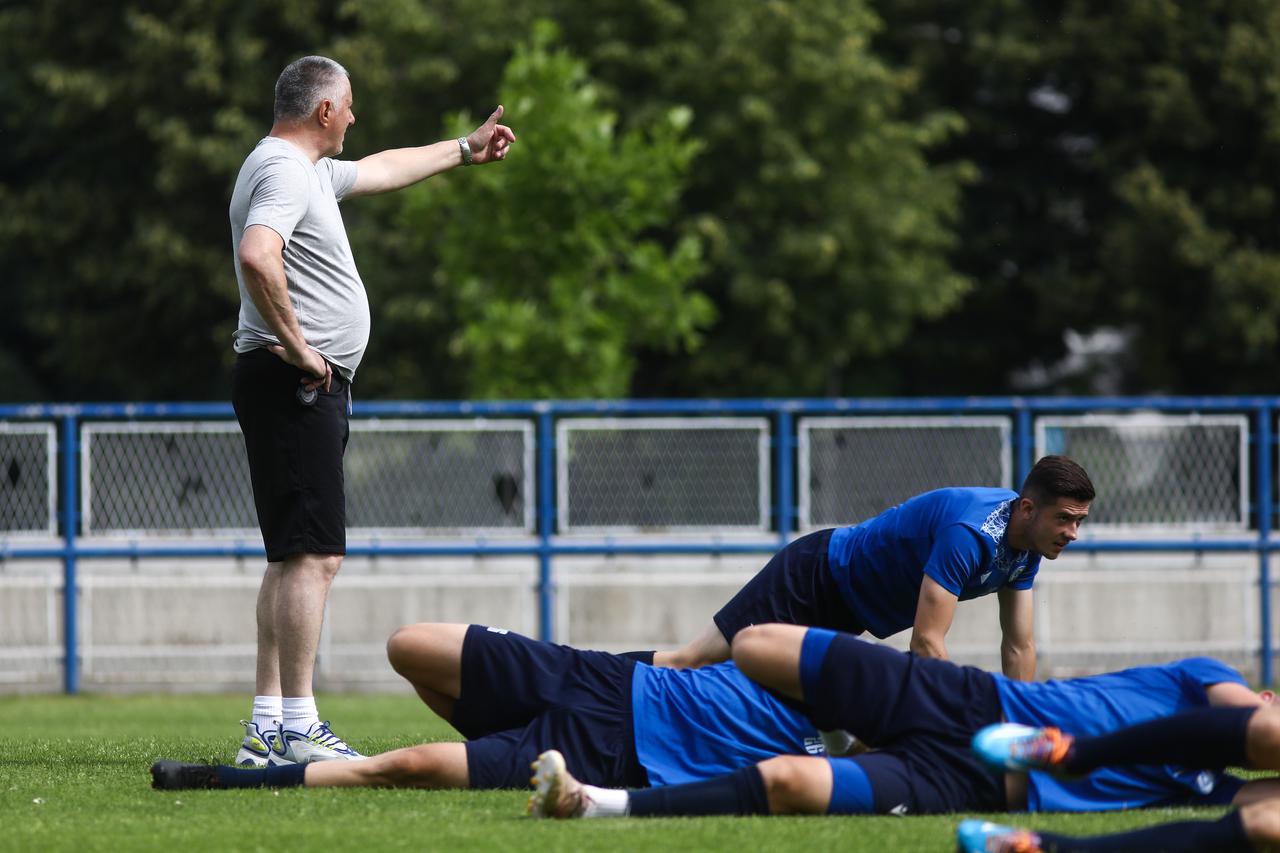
[0,422,57,537]
[82,419,534,537]
[799,416,1012,528]
[1037,414,1248,531]
[557,418,770,533]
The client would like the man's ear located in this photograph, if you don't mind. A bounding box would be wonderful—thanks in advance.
[1016,496,1037,517]
[316,99,334,127]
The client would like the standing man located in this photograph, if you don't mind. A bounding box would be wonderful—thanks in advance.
[228,55,515,766]
[657,455,1095,682]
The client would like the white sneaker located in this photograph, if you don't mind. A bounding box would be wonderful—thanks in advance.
[527,750,590,819]
[271,720,363,764]
[234,720,276,768]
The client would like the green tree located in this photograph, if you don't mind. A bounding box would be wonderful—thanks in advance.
[391,23,709,398]
[552,0,975,396]
[870,0,1280,394]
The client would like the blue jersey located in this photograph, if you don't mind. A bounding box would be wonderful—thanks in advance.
[995,658,1249,811]
[630,661,823,786]
[827,488,1040,638]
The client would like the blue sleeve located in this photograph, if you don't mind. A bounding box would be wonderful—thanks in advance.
[1178,657,1249,692]
[922,525,987,596]
[1007,555,1041,591]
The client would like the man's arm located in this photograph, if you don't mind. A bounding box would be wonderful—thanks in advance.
[910,575,959,660]
[348,105,515,197]
[1207,681,1272,707]
[997,587,1036,681]
[237,225,330,389]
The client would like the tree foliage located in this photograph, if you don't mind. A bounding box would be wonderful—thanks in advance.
[870,0,1280,394]
[394,22,710,398]
[7,1,1278,401]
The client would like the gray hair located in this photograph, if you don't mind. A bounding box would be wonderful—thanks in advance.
[273,56,349,123]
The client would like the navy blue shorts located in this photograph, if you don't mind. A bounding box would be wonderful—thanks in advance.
[800,629,1006,815]
[455,626,650,790]
[713,529,865,643]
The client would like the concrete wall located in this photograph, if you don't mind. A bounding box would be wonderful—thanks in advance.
[0,549,1270,692]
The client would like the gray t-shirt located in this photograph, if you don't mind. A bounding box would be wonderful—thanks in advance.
[229,136,369,380]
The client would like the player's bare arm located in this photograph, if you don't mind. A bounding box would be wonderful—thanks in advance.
[910,575,958,660]
[349,105,515,197]
[997,587,1036,680]
[237,224,331,391]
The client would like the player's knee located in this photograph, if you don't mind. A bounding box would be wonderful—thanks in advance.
[1241,799,1280,846]
[1247,707,1280,765]
[385,624,426,673]
[730,625,774,665]
[375,747,436,786]
[758,756,820,814]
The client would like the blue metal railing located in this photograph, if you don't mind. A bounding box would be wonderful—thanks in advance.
[2,395,1278,693]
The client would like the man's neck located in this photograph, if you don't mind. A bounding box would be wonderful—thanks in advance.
[268,124,324,163]
[1004,509,1032,553]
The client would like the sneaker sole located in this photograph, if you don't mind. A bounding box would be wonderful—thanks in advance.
[527,750,567,818]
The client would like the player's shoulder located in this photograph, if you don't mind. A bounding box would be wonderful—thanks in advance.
[1165,656,1246,682]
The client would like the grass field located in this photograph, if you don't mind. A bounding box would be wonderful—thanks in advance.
[0,693,1236,852]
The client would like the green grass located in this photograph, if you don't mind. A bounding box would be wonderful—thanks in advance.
[0,694,1234,851]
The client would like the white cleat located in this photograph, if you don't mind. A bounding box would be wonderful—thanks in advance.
[270,720,363,765]
[527,749,590,819]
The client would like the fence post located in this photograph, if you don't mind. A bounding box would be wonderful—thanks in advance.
[1259,407,1273,686]
[776,408,794,546]
[61,414,79,695]
[1015,403,1033,486]
[537,408,555,642]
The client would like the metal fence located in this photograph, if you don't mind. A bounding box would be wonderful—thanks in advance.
[1,396,1276,692]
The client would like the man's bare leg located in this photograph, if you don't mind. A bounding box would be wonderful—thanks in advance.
[385,623,469,720]
[254,562,284,695]
[1241,798,1280,850]
[304,742,469,789]
[653,622,731,669]
[276,553,342,698]
[729,623,808,700]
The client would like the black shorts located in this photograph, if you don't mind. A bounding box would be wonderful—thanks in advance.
[231,348,348,562]
[453,625,650,790]
[713,529,866,642]
[800,629,1006,815]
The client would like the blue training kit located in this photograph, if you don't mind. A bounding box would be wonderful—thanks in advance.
[801,628,1248,814]
[827,487,1039,638]
[714,488,1040,645]
[451,625,822,790]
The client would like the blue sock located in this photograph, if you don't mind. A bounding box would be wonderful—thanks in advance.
[628,765,770,816]
[213,762,307,789]
[1065,706,1254,774]
[1036,810,1250,852]
[825,759,874,813]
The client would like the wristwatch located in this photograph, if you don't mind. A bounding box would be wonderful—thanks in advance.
[457,136,474,166]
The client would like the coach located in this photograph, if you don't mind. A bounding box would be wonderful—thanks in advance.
[227,55,515,765]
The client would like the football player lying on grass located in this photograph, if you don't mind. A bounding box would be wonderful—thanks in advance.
[954,702,1280,853]
[151,623,834,792]
[525,623,1276,820]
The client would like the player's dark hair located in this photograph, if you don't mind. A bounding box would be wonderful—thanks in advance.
[274,55,348,123]
[1019,455,1095,505]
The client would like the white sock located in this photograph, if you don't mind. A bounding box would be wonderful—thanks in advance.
[580,785,630,818]
[251,695,282,731]
[282,696,320,733]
